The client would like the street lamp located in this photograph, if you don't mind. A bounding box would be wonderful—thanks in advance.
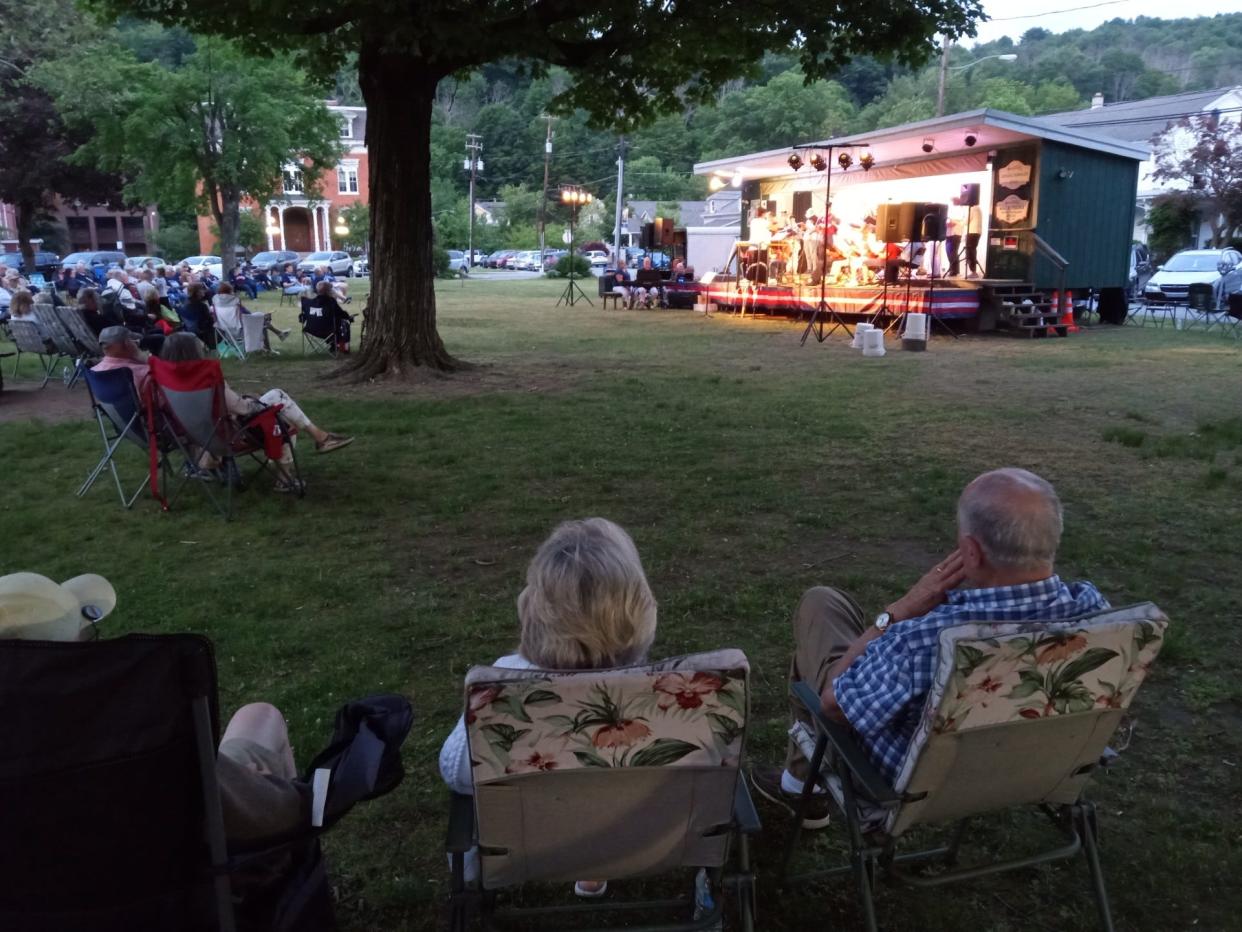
[936,40,1017,116]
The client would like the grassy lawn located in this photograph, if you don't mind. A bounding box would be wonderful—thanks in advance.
[3,278,1241,930]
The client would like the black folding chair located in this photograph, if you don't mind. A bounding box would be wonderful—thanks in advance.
[0,634,413,932]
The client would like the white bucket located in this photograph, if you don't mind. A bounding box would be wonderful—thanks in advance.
[862,328,886,357]
[902,312,928,351]
[851,322,875,349]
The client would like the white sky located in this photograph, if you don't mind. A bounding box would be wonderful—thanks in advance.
[968,0,1237,46]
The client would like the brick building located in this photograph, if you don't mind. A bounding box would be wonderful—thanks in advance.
[195,103,369,255]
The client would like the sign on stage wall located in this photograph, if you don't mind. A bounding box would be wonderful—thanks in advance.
[988,147,1038,233]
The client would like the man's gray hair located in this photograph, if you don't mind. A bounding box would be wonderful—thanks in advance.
[957,468,1063,570]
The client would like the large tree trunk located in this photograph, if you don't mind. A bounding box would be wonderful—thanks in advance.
[217,194,240,279]
[15,200,37,272]
[339,44,458,381]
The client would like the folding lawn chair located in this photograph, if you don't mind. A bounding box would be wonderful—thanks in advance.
[215,321,247,360]
[446,649,759,932]
[242,314,266,354]
[78,367,172,509]
[34,305,88,388]
[7,319,62,388]
[147,356,303,519]
[56,304,105,362]
[300,305,336,357]
[0,632,413,932]
[779,602,1168,932]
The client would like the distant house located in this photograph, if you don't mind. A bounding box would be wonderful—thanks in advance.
[195,101,370,255]
[473,200,505,225]
[1042,86,1242,247]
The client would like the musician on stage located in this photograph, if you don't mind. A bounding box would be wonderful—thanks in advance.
[803,216,824,285]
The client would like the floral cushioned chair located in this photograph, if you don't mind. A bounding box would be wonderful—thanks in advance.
[781,602,1167,932]
[446,648,758,931]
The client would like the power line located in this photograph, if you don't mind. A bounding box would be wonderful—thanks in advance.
[991,0,1128,22]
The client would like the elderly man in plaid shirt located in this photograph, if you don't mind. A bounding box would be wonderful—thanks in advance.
[751,468,1109,828]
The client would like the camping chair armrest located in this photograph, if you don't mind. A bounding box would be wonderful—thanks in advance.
[791,680,901,808]
[446,792,476,854]
[733,777,762,835]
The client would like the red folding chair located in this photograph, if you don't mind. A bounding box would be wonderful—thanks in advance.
[146,356,303,519]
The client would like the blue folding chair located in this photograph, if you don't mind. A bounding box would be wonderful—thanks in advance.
[78,367,171,509]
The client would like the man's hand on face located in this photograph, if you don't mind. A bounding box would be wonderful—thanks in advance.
[886,550,967,622]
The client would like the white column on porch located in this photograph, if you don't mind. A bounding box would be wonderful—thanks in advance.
[265,205,275,251]
[278,205,287,253]
[311,205,321,252]
[323,205,332,251]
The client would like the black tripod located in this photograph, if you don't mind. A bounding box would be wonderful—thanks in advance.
[800,143,868,345]
[556,186,593,307]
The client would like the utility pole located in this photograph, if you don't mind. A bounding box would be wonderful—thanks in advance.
[464,134,483,266]
[612,135,628,264]
[936,35,951,117]
[538,115,556,271]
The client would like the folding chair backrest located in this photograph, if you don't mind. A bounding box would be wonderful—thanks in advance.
[85,366,150,449]
[0,634,225,931]
[887,602,1167,836]
[466,648,749,890]
[56,304,104,358]
[34,305,78,357]
[9,318,51,354]
[148,356,231,458]
[241,313,265,353]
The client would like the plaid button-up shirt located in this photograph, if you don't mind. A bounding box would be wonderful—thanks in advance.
[833,576,1110,784]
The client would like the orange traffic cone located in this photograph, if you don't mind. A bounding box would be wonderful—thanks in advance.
[1061,289,1080,334]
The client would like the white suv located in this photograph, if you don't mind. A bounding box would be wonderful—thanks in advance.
[297,250,354,276]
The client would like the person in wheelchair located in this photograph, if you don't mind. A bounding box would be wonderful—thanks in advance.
[161,333,354,492]
[301,280,356,354]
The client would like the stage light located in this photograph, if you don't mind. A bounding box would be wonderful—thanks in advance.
[837,152,853,170]
[334,222,349,237]
[787,152,803,171]
[709,176,726,191]
[859,153,875,171]
[809,152,828,172]
[730,171,743,187]
[922,137,935,154]
[964,132,978,147]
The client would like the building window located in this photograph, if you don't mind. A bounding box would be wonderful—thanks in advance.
[337,163,359,195]
[339,117,353,139]
[283,168,304,194]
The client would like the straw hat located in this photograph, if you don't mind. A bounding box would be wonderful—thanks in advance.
[0,572,117,641]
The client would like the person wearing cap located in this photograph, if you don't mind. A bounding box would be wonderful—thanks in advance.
[91,325,151,393]
[0,571,308,844]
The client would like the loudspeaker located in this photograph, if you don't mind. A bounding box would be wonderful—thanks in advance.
[877,202,914,244]
[640,222,655,250]
[652,218,664,248]
[958,183,980,207]
[660,217,676,247]
[918,203,947,242]
[792,190,812,223]
[1098,287,1127,325]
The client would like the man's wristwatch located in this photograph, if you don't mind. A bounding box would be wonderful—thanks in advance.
[874,611,894,633]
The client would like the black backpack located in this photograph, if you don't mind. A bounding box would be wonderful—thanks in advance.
[98,285,126,325]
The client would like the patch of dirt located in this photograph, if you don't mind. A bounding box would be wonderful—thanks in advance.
[0,382,90,425]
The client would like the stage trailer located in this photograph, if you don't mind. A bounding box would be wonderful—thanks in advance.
[693,109,1147,324]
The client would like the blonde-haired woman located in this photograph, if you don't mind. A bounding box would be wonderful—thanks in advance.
[439,517,657,896]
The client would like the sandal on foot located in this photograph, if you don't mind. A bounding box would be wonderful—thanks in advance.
[316,433,354,454]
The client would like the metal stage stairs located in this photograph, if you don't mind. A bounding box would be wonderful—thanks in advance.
[990,284,1069,338]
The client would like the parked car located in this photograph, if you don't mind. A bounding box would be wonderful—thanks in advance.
[2,250,62,277]
[1126,243,1152,300]
[493,250,519,268]
[352,255,370,276]
[62,250,126,273]
[582,249,610,269]
[1143,247,1242,309]
[623,247,671,270]
[249,249,300,273]
[177,254,224,278]
[297,250,354,276]
[445,250,470,275]
[542,250,568,270]
[123,255,165,272]
[514,250,541,271]
[466,249,487,266]
[483,250,507,268]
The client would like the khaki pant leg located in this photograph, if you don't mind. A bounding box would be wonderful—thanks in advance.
[783,586,867,781]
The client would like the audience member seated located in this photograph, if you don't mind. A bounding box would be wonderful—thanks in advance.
[439,516,657,895]
[749,468,1110,827]
[6,289,48,340]
[608,260,632,307]
[280,264,305,296]
[0,571,309,845]
[91,325,151,394]
[669,259,695,284]
[230,265,259,300]
[212,282,289,351]
[302,280,355,354]
[179,282,217,350]
[77,287,107,336]
[66,262,93,298]
[312,265,349,303]
[632,256,664,308]
[161,333,355,493]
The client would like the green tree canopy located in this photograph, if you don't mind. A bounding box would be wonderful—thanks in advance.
[36,37,342,275]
